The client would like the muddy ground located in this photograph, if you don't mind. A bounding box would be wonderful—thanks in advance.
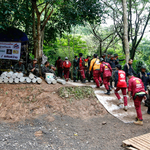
[0,82,150,150]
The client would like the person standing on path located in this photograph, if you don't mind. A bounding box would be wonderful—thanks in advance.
[114,64,128,111]
[100,58,112,95]
[109,55,117,89]
[77,53,86,83]
[73,56,78,82]
[89,54,102,88]
[124,59,136,76]
[128,73,147,125]
[63,57,71,82]
[55,57,63,78]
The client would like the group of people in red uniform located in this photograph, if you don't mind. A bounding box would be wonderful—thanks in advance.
[55,53,149,126]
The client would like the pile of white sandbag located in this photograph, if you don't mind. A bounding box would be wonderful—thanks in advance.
[0,72,42,84]
[45,78,66,85]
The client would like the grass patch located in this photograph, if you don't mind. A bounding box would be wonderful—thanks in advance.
[58,86,95,102]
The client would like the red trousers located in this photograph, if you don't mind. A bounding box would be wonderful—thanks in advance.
[93,70,102,88]
[115,87,127,106]
[64,68,70,79]
[103,77,110,90]
[134,96,143,120]
[79,66,85,79]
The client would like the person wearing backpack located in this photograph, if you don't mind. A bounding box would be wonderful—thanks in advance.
[77,53,86,83]
[89,54,102,88]
[137,65,148,91]
[63,57,71,81]
[124,59,136,76]
[100,58,112,95]
[114,64,128,111]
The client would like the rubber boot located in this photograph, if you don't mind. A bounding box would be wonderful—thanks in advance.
[105,89,110,95]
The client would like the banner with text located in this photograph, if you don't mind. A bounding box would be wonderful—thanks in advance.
[0,42,21,60]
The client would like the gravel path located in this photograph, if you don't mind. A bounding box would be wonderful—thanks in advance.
[0,114,150,150]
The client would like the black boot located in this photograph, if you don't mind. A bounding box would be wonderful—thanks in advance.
[73,77,77,82]
[105,90,110,95]
[147,107,150,114]
[82,79,86,83]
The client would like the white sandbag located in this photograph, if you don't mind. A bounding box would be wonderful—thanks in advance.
[1,72,7,78]
[20,77,25,83]
[4,77,8,83]
[8,78,13,83]
[49,78,57,84]
[12,73,17,79]
[25,77,31,83]
[7,71,13,78]
[57,79,66,85]
[14,78,19,83]
[29,73,34,79]
[45,78,51,84]
[17,73,23,78]
[36,77,42,84]
[0,77,3,83]
[32,78,37,83]
[13,73,18,79]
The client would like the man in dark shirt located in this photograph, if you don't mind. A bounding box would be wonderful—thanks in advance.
[27,58,39,76]
[13,59,25,74]
[124,59,136,76]
[114,53,125,65]
[137,65,148,91]
[73,56,78,82]
[109,55,117,88]
[106,53,111,63]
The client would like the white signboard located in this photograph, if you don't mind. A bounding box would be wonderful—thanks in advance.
[0,42,21,60]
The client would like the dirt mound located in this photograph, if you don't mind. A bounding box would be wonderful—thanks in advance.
[0,82,107,122]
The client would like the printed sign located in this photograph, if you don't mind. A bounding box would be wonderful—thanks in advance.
[0,42,21,60]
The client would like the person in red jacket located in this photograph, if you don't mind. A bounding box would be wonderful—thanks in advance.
[114,64,128,111]
[63,57,71,81]
[77,53,86,83]
[128,73,147,125]
[55,56,63,78]
[100,58,112,95]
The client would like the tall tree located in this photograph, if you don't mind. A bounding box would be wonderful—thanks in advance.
[102,0,150,59]
[122,0,129,63]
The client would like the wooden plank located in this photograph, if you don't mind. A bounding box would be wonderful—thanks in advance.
[130,138,150,149]
[127,139,148,150]
[123,133,150,150]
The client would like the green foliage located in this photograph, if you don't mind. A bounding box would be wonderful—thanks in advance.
[43,34,88,65]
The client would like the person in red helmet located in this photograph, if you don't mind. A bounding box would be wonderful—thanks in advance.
[128,73,147,125]
[114,64,128,111]
[63,57,71,81]
[100,58,112,95]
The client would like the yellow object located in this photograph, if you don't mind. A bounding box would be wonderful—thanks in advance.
[89,58,101,71]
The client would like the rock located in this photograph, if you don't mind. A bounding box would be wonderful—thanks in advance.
[102,122,107,125]
[34,131,43,137]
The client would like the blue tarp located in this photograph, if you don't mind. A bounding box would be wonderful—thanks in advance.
[0,27,29,42]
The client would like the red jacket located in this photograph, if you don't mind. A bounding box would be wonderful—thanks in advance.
[128,76,146,97]
[116,70,127,88]
[56,59,63,68]
[100,62,112,78]
[63,60,71,68]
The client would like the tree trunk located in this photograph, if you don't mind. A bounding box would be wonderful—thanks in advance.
[99,41,102,57]
[122,0,129,63]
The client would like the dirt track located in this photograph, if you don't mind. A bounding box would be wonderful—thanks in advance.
[0,82,150,149]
